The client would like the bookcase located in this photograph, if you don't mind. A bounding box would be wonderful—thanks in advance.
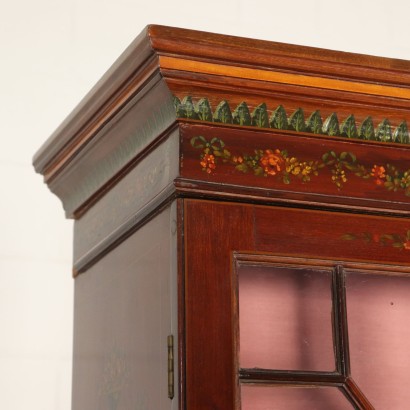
[34,25,410,409]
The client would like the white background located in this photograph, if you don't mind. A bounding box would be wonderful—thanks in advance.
[1,0,410,408]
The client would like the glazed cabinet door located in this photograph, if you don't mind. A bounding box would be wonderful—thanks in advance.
[71,204,179,410]
[183,199,410,410]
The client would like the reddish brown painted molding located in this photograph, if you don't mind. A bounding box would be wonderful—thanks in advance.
[180,123,410,215]
[34,25,410,219]
[189,135,410,195]
[149,25,410,87]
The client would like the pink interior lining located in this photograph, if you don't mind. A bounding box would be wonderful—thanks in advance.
[238,265,335,371]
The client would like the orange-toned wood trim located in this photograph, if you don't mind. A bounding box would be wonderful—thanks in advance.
[159,56,410,100]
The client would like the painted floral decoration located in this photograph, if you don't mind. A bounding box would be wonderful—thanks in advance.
[341,230,410,251]
[190,136,410,195]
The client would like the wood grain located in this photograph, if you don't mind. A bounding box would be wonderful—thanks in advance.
[160,56,410,100]
[184,200,409,409]
[179,122,410,216]
[149,25,410,87]
[33,26,410,410]
[184,200,254,409]
[34,25,410,220]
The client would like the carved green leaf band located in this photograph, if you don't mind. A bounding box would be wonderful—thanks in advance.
[175,96,410,145]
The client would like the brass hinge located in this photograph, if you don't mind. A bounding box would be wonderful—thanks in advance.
[167,335,174,399]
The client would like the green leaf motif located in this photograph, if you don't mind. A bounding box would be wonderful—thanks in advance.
[323,113,340,136]
[340,115,358,138]
[181,96,199,120]
[393,121,409,144]
[306,110,323,134]
[233,102,251,126]
[252,103,269,128]
[376,119,392,142]
[349,152,357,163]
[341,234,356,240]
[210,137,225,150]
[359,116,375,140]
[196,98,213,122]
[173,96,181,111]
[288,108,306,132]
[322,152,330,163]
[270,105,288,130]
[190,135,207,149]
[236,163,248,173]
[381,234,397,241]
[213,100,233,124]
[174,96,186,118]
[175,95,410,146]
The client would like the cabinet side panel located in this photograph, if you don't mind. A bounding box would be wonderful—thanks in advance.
[73,130,180,268]
[71,204,178,410]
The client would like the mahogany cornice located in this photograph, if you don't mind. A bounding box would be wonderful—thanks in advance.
[149,25,410,87]
[34,43,159,180]
[33,25,410,218]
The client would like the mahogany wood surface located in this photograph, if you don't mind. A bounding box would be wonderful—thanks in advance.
[148,25,410,86]
[179,122,410,216]
[184,200,255,409]
[32,26,410,410]
[184,199,409,409]
[34,25,410,219]
[33,27,155,174]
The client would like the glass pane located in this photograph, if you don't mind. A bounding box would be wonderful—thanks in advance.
[241,385,354,409]
[346,272,410,409]
[238,265,335,371]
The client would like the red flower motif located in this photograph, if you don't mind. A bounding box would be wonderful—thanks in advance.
[200,154,216,174]
[404,241,410,250]
[371,165,386,186]
[373,233,381,243]
[259,149,284,176]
